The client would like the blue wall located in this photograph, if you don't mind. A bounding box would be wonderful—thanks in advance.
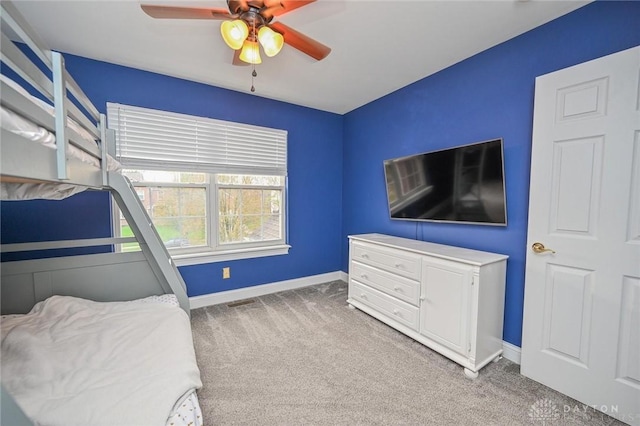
[2,1,638,347]
[341,1,640,347]
[1,192,112,261]
[1,56,344,297]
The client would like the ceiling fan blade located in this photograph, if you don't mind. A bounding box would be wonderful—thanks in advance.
[269,21,330,61]
[263,0,315,18]
[140,5,232,20]
[260,5,284,20]
[232,50,250,66]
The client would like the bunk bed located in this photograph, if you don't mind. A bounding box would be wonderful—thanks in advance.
[0,2,203,425]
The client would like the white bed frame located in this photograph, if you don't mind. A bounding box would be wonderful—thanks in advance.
[0,3,192,422]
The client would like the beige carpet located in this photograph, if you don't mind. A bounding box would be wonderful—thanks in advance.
[191,281,623,425]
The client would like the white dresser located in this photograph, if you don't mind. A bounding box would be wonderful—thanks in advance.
[347,233,508,378]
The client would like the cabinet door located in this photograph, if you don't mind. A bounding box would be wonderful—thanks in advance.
[419,259,472,355]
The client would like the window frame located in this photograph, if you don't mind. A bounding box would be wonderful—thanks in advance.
[123,175,210,256]
[107,103,290,266]
[214,179,286,252]
[113,172,289,266]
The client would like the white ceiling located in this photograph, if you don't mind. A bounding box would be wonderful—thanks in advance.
[10,0,590,114]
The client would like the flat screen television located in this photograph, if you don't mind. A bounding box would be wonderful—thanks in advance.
[383,138,507,226]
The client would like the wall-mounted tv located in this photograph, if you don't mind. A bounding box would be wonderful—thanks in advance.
[383,139,507,226]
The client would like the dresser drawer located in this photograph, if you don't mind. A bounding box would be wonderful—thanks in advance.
[351,241,421,281]
[350,281,419,330]
[350,262,420,306]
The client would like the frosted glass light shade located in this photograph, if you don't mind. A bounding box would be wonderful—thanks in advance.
[239,40,262,64]
[221,20,249,50]
[257,26,284,57]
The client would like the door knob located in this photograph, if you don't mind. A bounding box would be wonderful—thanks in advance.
[532,242,556,254]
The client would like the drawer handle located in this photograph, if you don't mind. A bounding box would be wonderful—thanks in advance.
[393,286,401,292]
[393,309,400,316]
[361,253,369,259]
[360,293,367,299]
[394,262,403,268]
[361,274,368,280]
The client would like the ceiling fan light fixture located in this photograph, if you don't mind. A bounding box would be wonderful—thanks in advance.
[239,40,262,64]
[257,26,284,57]
[220,19,249,50]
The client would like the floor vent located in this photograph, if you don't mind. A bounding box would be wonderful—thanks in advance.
[227,299,256,308]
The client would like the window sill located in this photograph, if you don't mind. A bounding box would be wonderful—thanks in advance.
[171,244,291,267]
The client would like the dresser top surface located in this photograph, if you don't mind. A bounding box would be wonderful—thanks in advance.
[349,233,508,266]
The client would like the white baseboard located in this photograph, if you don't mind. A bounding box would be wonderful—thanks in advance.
[502,341,522,364]
[189,270,348,309]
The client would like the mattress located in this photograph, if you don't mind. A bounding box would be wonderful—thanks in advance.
[1,294,203,426]
[1,74,121,200]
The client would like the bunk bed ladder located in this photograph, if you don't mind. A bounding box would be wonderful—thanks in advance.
[107,171,191,315]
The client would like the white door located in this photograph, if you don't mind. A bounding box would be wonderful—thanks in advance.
[521,46,640,425]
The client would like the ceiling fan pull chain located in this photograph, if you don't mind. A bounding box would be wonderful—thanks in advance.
[251,64,257,92]
[250,18,257,92]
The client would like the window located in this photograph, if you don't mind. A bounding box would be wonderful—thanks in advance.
[108,103,288,265]
[216,174,284,246]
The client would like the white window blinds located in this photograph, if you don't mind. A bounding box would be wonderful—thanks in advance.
[107,103,287,176]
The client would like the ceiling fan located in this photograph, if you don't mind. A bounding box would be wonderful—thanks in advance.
[140,0,331,66]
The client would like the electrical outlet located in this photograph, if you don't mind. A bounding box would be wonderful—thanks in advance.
[222,267,230,279]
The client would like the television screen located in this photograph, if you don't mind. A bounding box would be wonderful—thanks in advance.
[383,139,507,225]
